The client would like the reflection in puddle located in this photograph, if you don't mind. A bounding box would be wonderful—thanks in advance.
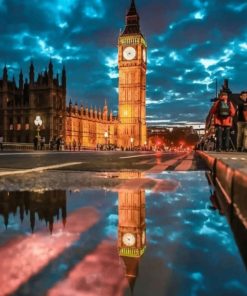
[0,172,246,296]
[118,189,146,291]
[0,191,66,233]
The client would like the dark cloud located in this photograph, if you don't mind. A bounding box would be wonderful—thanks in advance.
[1,0,247,125]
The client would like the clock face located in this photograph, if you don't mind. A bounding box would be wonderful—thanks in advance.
[122,233,136,247]
[143,49,146,62]
[123,47,136,61]
[142,231,146,244]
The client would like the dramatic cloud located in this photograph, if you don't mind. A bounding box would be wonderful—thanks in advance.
[1,0,247,125]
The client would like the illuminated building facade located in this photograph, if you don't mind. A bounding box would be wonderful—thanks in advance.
[117,0,147,148]
[0,0,147,149]
[65,100,118,149]
[66,0,147,149]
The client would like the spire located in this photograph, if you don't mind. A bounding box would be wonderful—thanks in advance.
[121,256,139,294]
[3,64,8,81]
[19,69,23,90]
[122,0,141,35]
[30,210,35,233]
[75,101,78,113]
[4,212,9,229]
[69,99,72,113]
[48,59,53,80]
[103,100,108,120]
[49,219,53,234]
[29,61,34,84]
[62,65,66,89]
[12,75,16,87]
[127,0,138,16]
[104,99,108,111]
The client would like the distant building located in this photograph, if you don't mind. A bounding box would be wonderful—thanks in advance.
[0,0,147,149]
[147,125,201,147]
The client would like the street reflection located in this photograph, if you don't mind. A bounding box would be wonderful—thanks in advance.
[0,190,66,233]
[209,189,247,270]
[0,170,246,295]
[118,187,146,292]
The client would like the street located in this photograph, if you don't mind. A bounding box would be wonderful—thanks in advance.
[0,150,205,172]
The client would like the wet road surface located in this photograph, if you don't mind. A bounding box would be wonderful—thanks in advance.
[0,169,247,296]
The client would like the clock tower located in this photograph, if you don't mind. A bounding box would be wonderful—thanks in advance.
[118,0,147,148]
[118,189,146,291]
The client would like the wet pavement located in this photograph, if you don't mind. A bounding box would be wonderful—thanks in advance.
[203,151,247,173]
[0,151,203,172]
[0,171,247,296]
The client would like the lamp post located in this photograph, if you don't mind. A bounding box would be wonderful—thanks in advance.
[104,131,108,147]
[130,137,134,150]
[144,141,147,151]
[34,115,42,138]
[34,115,42,150]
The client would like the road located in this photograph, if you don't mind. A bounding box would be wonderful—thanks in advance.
[0,150,206,173]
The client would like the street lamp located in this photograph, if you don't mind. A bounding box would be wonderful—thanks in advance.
[34,115,42,138]
[130,137,134,150]
[104,131,108,146]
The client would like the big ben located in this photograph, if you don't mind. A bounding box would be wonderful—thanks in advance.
[118,189,146,292]
[118,0,147,148]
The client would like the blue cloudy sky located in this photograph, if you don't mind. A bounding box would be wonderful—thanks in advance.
[1,0,247,126]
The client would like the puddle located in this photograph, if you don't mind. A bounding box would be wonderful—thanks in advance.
[0,172,247,296]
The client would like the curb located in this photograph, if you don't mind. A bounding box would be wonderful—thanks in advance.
[196,151,247,229]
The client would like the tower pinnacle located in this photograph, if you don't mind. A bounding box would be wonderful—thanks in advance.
[122,0,141,35]
[127,0,138,16]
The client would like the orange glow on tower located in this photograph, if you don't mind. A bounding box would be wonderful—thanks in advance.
[117,0,147,148]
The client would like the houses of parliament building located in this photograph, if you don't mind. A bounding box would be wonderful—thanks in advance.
[0,0,147,149]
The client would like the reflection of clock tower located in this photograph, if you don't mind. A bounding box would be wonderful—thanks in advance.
[118,0,147,148]
[118,189,146,291]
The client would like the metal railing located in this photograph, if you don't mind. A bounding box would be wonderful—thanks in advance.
[0,142,97,151]
[1,142,48,151]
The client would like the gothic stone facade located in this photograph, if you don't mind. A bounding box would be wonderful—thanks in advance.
[65,101,118,149]
[0,61,66,143]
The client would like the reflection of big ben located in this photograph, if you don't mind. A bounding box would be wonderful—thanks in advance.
[118,189,146,291]
[118,0,147,148]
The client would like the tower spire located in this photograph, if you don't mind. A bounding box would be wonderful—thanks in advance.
[122,0,141,35]
[62,64,66,89]
[29,61,34,84]
[127,0,138,16]
[48,58,53,80]
[3,64,8,81]
[19,69,23,90]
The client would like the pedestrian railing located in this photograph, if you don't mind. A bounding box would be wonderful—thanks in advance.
[1,142,98,152]
[1,142,49,151]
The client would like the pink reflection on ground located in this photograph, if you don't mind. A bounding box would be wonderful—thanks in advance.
[147,153,188,173]
[175,160,193,171]
[0,207,99,296]
[47,240,127,296]
[116,177,179,193]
